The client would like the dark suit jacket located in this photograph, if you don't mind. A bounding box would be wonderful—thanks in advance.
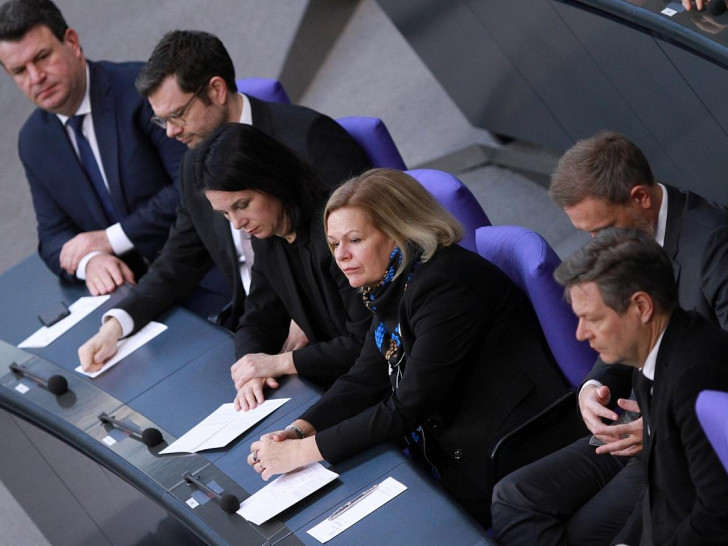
[116,97,372,374]
[19,60,186,281]
[585,184,728,399]
[617,310,728,545]
[302,245,569,525]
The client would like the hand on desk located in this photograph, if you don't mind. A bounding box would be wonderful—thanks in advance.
[78,317,122,372]
[683,0,706,10]
[85,254,136,296]
[592,398,644,457]
[231,351,296,410]
[248,422,321,480]
[60,230,113,275]
[234,377,280,412]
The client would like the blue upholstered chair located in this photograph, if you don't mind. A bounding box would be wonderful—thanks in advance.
[476,225,597,481]
[337,116,407,170]
[475,225,597,388]
[696,390,728,473]
[407,169,490,253]
[235,77,291,104]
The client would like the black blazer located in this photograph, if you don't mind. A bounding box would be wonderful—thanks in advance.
[617,310,728,545]
[116,98,371,368]
[19,60,186,280]
[585,184,728,398]
[301,245,569,524]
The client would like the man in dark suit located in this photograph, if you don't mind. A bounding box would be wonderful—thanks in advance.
[0,0,185,295]
[555,228,728,545]
[78,30,371,408]
[492,131,728,545]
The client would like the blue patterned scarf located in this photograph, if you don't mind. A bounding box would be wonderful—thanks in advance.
[362,246,419,383]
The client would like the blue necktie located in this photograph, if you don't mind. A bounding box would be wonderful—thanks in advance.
[67,114,118,222]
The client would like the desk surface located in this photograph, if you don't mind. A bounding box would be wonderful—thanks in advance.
[0,255,492,545]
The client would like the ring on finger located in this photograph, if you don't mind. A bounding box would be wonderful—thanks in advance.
[252,450,258,463]
[257,461,265,471]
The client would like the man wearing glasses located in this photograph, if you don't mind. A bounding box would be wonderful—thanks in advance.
[0,0,186,295]
[78,30,371,393]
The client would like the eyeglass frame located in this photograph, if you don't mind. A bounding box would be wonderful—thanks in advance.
[150,86,203,129]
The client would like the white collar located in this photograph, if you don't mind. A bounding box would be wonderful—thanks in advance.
[56,64,91,125]
[239,93,252,125]
[654,183,668,248]
[640,324,667,381]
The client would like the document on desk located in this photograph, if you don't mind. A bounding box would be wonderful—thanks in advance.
[237,463,339,525]
[159,399,290,454]
[307,477,407,543]
[18,295,110,349]
[74,321,167,378]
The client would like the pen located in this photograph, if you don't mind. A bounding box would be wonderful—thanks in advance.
[327,483,379,520]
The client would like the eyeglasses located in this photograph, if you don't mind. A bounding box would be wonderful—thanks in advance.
[150,86,202,129]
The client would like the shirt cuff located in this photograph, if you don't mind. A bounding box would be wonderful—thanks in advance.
[76,251,105,280]
[106,223,134,256]
[578,379,604,402]
[103,309,134,338]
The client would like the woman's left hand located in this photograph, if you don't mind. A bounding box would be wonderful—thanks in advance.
[248,432,301,480]
[247,431,323,481]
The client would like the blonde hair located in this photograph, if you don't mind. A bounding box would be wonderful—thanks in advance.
[324,169,463,277]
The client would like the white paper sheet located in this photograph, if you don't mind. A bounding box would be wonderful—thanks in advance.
[74,321,167,378]
[237,463,339,525]
[18,295,110,348]
[307,477,407,543]
[159,399,290,454]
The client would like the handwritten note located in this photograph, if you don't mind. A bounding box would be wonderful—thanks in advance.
[238,463,339,525]
[307,477,407,543]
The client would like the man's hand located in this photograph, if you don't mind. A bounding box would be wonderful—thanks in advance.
[593,398,644,457]
[85,254,135,296]
[60,230,113,274]
[682,0,706,9]
[234,377,280,411]
[78,318,123,372]
[280,320,308,353]
[579,384,619,435]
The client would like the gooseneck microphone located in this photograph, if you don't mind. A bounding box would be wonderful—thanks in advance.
[97,412,163,447]
[9,362,68,395]
[182,472,240,514]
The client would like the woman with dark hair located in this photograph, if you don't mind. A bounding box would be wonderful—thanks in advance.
[246,169,569,527]
[79,122,370,408]
[191,123,370,410]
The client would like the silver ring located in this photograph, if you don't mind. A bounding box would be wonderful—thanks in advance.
[252,450,258,463]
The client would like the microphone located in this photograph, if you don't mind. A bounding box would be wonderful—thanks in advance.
[708,0,727,16]
[182,472,240,514]
[9,362,68,395]
[97,412,163,447]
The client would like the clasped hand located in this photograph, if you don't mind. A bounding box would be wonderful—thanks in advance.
[580,384,643,457]
[247,428,301,480]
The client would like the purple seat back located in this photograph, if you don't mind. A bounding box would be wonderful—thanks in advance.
[235,78,291,104]
[476,225,597,388]
[336,116,406,170]
[406,169,490,253]
[696,390,728,473]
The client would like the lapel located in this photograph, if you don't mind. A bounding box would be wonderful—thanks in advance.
[44,112,110,226]
[662,184,685,285]
[88,61,127,216]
